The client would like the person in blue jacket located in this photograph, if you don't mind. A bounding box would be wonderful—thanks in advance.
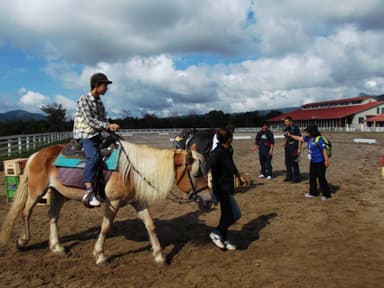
[288,125,331,201]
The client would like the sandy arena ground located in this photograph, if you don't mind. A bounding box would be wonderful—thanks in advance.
[0,132,383,288]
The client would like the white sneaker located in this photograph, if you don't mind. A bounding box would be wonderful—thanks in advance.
[89,195,101,206]
[266,176,272,180]
[304,193,317,198]
[320,196,331,201]
[82,192,101,207]
[224,240,237,251]
[209,232,225,249]
[258,174,265,178]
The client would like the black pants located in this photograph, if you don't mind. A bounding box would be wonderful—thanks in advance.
[216,193,241,241]
[285,146,300,181]
[259,151,272,177]
[309,162,331,198]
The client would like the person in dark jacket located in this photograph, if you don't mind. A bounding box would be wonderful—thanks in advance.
[207,128,246,250]
[282,116,302,182]
[253,123,275,179]
[288,125,331,201]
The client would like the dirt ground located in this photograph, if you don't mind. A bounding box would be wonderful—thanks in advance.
[0,132,384,288]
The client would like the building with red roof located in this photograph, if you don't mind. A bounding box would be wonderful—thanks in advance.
[268,96,384,129]
[366,114,384,127]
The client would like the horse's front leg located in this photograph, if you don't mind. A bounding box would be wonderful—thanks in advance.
[133,203,165,264]
[48,188,66,256]
[94,200,119,265]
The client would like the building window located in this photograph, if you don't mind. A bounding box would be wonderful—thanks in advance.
[382,107,384,114]
[358,117,364,124]
[378,107,381,114]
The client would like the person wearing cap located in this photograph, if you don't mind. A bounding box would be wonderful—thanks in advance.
[73,72,120,208]
[287,125,331,201]
[253,123,275,179]
[282,116,302,183]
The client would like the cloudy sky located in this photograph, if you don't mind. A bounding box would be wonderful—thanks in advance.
[1,0,384,118]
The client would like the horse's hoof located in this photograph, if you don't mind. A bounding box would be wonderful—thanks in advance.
[154,254,165,265]
[16,239,27,251]
[95,254,108,265]
[52,248,66,256]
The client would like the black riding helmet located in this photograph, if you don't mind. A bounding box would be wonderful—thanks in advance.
[90,73,112,89]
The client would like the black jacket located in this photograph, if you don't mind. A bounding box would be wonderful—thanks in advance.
[255,130,275,154]
[207,145,240,196]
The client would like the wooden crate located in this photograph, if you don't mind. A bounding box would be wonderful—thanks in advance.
[3,158,28,176]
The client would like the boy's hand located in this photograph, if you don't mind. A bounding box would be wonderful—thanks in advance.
[109,123,120,132]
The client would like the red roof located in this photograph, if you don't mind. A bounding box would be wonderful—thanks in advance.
[366,114,384,122]
[268,101,384,122]
[301,96,372,109]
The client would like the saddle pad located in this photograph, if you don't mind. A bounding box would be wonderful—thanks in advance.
[57,168,112,188]
[53,146,121,171]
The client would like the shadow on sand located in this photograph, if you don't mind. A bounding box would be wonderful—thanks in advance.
[18,210,278,265]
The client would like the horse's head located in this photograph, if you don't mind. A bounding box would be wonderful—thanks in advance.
[174,148,212,211]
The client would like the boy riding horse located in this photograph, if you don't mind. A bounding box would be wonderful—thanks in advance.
[73,72,120,208]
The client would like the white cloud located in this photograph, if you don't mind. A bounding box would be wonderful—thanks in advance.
[19,90,50,109]
[54,95,77,119]
[2,1,384,117]
[0,0,253,64]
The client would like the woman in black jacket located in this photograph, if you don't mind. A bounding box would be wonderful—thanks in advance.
[207,127,246,250]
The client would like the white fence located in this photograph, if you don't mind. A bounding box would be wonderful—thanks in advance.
[1,126,383,159]
[0,131,73,159]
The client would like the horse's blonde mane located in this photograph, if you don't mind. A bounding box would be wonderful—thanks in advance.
[119,141,176,203]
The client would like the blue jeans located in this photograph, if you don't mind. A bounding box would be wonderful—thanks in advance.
[216,194,241,240]
[79,135,102,185]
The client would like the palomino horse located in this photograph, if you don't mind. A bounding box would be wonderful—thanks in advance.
[0,141,209,265]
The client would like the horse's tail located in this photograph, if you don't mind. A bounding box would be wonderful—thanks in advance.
[0,156,32,245]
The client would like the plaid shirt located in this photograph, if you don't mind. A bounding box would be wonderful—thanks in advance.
[73,92,109,139]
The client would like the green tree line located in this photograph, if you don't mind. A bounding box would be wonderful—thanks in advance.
[0,103,282,136]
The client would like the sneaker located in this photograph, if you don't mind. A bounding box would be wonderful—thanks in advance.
[266,176,272,180]
[209,232,225,249]
[224,240,237,251]
[258,174,265,179]
[82,191,101,208]
[304,193,317,198]
[320,196,331,201]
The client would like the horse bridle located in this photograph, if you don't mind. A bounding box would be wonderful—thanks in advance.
[169,160,210,204]
[114,134,209,205]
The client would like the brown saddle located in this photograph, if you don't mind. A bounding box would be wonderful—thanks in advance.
[61,135,118,159]
[61,139,85,158]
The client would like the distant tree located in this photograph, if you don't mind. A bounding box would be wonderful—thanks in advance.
[40,103,67,131]
[142,112,158,128]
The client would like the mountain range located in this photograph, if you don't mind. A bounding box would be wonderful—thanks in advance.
[0,110,46,122]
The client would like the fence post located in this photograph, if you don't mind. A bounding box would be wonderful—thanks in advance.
[18,136,22,154]
[7,139,12,157]
[26,136,30,151]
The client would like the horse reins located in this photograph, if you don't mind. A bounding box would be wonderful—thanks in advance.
[113,134,208,205]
